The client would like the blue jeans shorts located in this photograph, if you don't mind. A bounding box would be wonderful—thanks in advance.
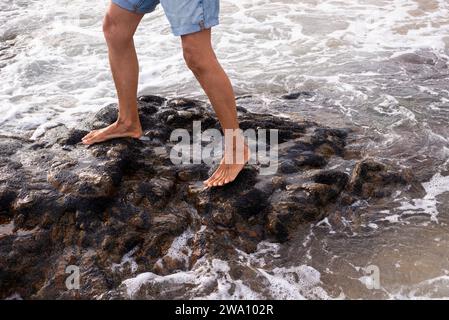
[111,0,220,36]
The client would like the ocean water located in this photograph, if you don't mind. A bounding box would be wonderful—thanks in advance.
[1,0,449,299]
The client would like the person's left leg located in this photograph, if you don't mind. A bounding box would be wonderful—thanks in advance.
[181,29,249,187]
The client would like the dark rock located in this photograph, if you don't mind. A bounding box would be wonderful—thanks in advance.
[0,139,22,156]
[0,95,420,299]
[0,185,16,214]
[311,128,349,156]
[138,95,166,105]
[281,91,314,100]
[394,53,436,65]
[348,159,411,198]
[279,159,300,174]
[62,129,89,146]
[313,170,349,190]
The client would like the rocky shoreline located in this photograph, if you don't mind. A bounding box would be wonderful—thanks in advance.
[0,95,425,299]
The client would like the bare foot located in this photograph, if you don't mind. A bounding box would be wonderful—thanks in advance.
[204,139,250,188]
[81,120,142,145]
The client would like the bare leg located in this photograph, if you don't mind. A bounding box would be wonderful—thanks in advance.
[82,3,144,145]
[181,29,249,187]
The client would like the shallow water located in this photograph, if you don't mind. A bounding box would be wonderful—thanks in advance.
[1,0,449,299]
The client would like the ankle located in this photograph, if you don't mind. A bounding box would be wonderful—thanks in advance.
[116,118,140,130]
[224,129,247,146]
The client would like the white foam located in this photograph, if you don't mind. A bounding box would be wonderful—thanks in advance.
[398,172,449,222]
[4,293,23,300]
[112,246,139,274]
[388,274,449,299]
[1,0,449,135]
[0,221,14,236]
[257,265,327,300]
[154,228,194,271]
[316,217,336,234]
[120,241,328,299]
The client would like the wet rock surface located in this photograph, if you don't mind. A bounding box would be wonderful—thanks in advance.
[0,95,424,299]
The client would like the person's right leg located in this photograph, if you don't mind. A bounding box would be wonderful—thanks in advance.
[82,3,144,145]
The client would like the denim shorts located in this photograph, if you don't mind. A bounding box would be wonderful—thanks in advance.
[111,0,220,36]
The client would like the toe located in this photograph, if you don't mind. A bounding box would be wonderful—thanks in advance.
[82,133,99,145]
[204,174,215,185]
[211,169,227,187]
[205,167,224,186]
[82,135,97,144]
[204,175,215,187]
[221,169,239,186]
[82,130,97,140]
[203,169,218,185]
[222,175,235,186]
[82,138,93,145]
[213,170,227,186]
[204,159,226,185]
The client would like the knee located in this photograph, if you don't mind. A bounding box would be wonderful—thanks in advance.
[182,43,210,74]
[102,13,132,46]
